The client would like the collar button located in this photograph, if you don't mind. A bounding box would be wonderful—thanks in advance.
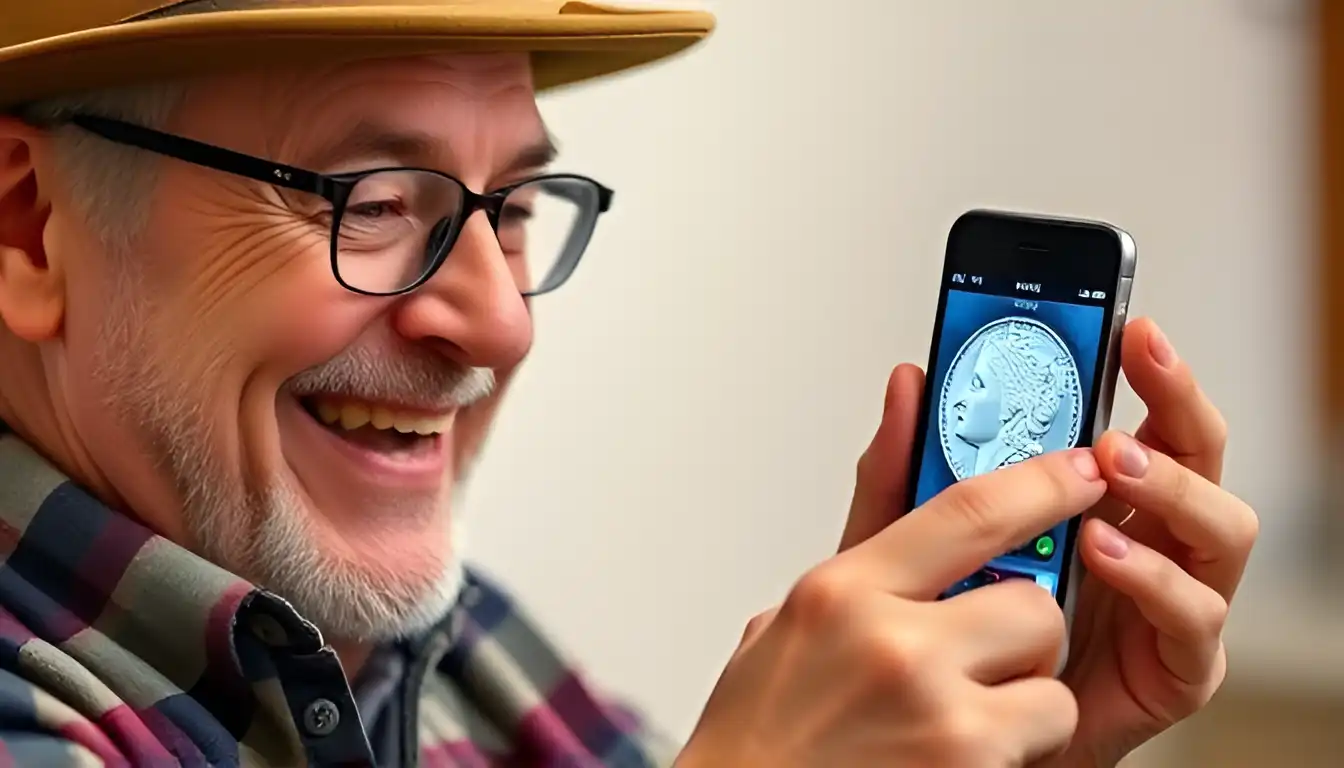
[302,698,341,737]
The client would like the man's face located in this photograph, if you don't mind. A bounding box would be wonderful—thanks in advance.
[59,53,541,642]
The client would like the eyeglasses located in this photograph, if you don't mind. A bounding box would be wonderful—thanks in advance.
[64,114,613,297]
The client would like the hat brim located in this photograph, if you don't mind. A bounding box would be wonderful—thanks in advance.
[0,4,715,107]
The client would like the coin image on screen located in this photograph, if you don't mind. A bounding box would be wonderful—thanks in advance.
[938,317,1083,480]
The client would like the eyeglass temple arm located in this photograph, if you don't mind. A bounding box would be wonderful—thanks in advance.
[68,114,332,198]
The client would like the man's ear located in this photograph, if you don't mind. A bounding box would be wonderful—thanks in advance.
[0,117,62,341]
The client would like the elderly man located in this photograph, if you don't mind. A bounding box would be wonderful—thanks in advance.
[0,1,1259,767]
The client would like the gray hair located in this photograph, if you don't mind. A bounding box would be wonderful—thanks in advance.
[7,0,254,253]
[12,83,187,254]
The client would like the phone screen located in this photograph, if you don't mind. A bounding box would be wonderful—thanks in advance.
[907,212,1131,606]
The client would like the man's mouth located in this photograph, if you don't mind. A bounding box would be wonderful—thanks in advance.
[298,394,454,457]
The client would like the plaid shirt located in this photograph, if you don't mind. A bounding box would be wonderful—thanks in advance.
[0,429,675,767]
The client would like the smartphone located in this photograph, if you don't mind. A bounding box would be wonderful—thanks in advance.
[906,209,1136,628]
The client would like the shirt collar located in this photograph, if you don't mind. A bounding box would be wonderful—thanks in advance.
[0,426,326,718]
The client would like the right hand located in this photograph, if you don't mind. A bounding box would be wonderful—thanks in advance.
[679,365,1107,767]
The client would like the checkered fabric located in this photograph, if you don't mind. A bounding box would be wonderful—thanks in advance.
[0,430,675,767]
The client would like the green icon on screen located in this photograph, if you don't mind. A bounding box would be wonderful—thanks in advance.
[1035,536,1055,558]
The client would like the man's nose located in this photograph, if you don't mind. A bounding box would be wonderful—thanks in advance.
[392,213,533,368]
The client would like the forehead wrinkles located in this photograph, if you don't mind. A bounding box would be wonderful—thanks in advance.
[256,55,537,163]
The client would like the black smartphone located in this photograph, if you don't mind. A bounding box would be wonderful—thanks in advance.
[906,209,1137,627]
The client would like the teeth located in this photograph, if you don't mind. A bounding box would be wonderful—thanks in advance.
[316,402,342,425]
[339,404,371,430]
[371,407,395,430]
[393,414,442,436]
[310,399,453,436]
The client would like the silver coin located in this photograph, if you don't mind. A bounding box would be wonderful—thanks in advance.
[938,317,1083,481]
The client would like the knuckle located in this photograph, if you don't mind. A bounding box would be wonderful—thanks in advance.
[739,608,776,644]
[865,627,934,687]
[993,580,1068,653]
[783,566,856,628]
[1044,453,1080,498]
[1042,680,1082,732]
[930,709,995,764]
[1052,678,1082,720]
[1205,410,1230,449]
[855,447,880,488]
[1229,501,1261,554]
[1194,590,1230,639]
[1171,662,1225,717]
[1013,579,1068,634]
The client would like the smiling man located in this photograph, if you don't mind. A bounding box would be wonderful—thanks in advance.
[0,2,1261,767]
[0,2,715,766]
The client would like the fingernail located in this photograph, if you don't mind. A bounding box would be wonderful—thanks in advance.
[1148,327,1178,369]
[1114,434,1150,479]
[1071,449,1100,481]
[1093,520,1130,559]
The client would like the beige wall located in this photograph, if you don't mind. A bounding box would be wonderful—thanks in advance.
[462,0,1340,750]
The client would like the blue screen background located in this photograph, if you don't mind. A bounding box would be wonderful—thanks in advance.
[914,290,1105,598]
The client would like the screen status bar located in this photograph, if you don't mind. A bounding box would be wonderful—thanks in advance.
[949,272,1109,305]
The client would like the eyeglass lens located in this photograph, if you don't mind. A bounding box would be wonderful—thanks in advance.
[334,171,601,295]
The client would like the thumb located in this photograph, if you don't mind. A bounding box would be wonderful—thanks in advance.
[837,363,925,553]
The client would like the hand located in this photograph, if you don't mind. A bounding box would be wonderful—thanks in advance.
[680,366,1103,768]
[1051,319,1259,766]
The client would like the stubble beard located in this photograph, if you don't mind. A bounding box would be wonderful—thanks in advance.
[92,288,472,644]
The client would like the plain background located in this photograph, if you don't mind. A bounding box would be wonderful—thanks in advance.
[463,0,1321,747]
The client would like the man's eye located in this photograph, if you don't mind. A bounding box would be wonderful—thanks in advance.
[347,200,401,218]
[972,375,983,389]
[499,203,533,224]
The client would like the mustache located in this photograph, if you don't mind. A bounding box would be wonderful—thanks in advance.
[287,345,495,411]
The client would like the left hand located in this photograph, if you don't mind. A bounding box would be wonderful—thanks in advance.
[1050,318,1259,766]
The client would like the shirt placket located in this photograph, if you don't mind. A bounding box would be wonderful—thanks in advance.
[240,594,379,767]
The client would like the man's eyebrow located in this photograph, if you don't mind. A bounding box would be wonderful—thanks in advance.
[505,132,559,176]
[301,121,559,178]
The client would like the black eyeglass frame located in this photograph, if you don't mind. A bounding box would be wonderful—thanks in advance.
[64,113,614,297]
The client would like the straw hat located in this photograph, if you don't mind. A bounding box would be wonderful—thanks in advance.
[0,0,716,106]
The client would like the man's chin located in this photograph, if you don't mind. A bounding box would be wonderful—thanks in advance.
[242,483,465,643]
[253,396,472,641]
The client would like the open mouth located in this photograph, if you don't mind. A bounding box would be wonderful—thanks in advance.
[297,394,453,459]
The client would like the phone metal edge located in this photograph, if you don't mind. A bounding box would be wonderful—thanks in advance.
[1056,221,1137,674]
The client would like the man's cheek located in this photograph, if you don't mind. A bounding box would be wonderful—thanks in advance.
[192,267,363,371]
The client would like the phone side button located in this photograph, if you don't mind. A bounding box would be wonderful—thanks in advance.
[1115,277,1133,321]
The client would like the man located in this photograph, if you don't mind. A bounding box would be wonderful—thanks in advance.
[0,1,1258,766]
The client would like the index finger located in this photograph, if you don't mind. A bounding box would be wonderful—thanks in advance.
[840,449,1107,599]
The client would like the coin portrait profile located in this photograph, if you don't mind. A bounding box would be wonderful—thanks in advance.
[938,317,1083,480]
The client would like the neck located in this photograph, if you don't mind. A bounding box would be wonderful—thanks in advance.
[974,442,998,475]
[0,337,126,511]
